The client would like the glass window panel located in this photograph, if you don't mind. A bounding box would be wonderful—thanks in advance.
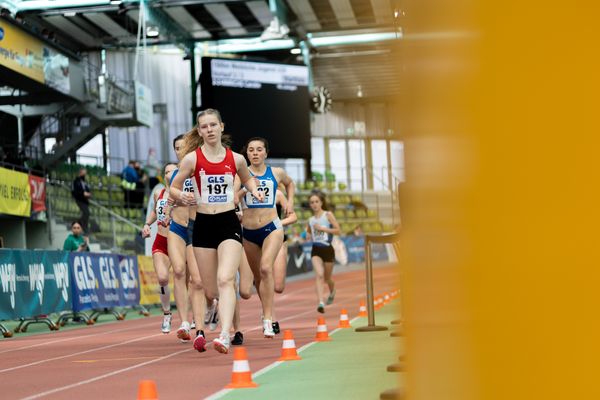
[348,139,366,191]
[311,137,325,175]
[76,134,103,167]
[328,139,347,188]
[269,158,306,186]
[371,140,388,190]
[390,140,405,185]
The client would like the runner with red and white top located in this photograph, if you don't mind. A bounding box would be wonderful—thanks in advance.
[169,108,264,354]
[142,163,177,334]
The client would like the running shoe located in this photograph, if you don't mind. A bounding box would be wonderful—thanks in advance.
[177,321,191,342]
[272,321,280,335]
[213,334,231,354]
[326,288,336,305]
[317,302,325,314]
[190,320,196,330]
[193,330,207,352]
[161,312,172,334]
[231,331,244,346]
[263,319,275,338]
[205,299,219,331]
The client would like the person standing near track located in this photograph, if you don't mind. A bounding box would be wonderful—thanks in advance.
[141,163,177,334]
[306,191,340,313]
[239,137,295,337]
[169,108,263,354]
[167,134,209,352]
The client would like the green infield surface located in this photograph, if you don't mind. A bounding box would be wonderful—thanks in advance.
[214,302,404,400]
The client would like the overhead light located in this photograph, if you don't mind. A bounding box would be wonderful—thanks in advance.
[357,85,363,98]
[290,48,301,54]
[308,32,398,47]
[146,26,159,38]
[63,11,76,17]
[110,0,122,4]
[16,0,110,10]
[260,17,289,41]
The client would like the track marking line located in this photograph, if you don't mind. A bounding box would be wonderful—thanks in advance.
[0,320,160,355]
[73,356,160,363]
[20,348,190,400]
[0,333,163,374]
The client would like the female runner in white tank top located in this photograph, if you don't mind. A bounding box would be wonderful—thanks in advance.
[169,109,263,354]
[306,191,341,313]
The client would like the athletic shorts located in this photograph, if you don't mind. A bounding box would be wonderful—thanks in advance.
[242,218,282,248]
[152,233,168,256]
[311,244,335,263]
[169,220,190,246]
[193,210,242,249]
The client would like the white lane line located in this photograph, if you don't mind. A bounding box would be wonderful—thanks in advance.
[0,333,163,374]
[206,316,361,400]
[0,320,159,355]
[20,348,190,400]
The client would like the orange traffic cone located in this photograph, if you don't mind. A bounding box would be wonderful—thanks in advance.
[279,330,302,361]
[315,317,331,341]
[358,299,367,317]
[338,309,351,328]
[225,347,259,388]
[137,380,158,400]
[375,296,383,310]
[383,293,391,305]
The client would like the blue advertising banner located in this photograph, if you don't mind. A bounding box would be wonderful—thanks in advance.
[117,254,140,306]
[70,252,121,312]
[70,253,141,312]
[340,235,389,263]
[0,249,70,320]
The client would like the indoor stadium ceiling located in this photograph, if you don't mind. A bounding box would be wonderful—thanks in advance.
[12,0,403,100]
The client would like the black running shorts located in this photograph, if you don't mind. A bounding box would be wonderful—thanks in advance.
[193,210,242,249]
[311,244,335,263]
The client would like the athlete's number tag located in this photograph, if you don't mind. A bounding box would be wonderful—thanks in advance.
[312,223,328,242]
[201,174,234,204]
[245,179,274,206]
[156,199,168,224]
[183,178,194,193]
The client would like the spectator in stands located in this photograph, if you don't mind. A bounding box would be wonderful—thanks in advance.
[63,221,89,252]
[121,160,138,208]
[71,168,91,234]
[134,160,148,208]
[145,147,161,190]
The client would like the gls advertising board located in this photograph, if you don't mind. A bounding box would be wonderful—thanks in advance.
[70,253,139,312]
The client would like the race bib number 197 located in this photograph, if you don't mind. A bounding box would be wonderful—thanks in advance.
[200,173,234,204]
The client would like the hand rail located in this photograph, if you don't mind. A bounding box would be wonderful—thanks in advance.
[55,180,143,232]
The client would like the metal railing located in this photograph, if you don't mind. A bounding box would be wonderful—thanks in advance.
[50,180,143,252]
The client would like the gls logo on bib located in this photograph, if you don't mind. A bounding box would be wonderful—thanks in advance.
[207,176,225,183]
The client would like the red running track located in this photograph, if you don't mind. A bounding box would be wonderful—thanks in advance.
[0,264,397,400]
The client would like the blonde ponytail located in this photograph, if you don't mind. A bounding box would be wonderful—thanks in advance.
[181,126,203,156]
